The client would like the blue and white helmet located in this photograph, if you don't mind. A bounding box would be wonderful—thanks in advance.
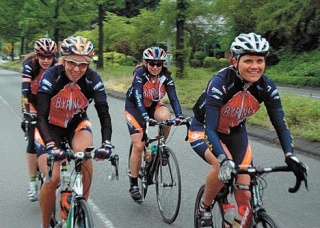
[143,46,167,61]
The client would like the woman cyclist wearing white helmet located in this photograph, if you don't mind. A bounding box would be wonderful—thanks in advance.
[190,33,307,227]
[125,46,184,202]
[21,38,58,202]
[35,36,113,228]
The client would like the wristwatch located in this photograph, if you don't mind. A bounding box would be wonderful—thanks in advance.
[217,154,226,164]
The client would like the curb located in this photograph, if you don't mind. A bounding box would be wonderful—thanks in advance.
[107,90,320,158]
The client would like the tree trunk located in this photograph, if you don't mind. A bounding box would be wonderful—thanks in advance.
[175,0,186,78]
[97,4,104,69]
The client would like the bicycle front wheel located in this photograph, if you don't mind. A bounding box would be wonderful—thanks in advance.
[70,198,94,228]
[254,211,279,228]
[155,146,181,224]
[194,185,225,228]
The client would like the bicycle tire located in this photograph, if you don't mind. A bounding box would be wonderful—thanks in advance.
[253,211,279,228]
[194,185,225,228]
[155,146,181,224]
[69,198,94,228]
[128,143,148,201]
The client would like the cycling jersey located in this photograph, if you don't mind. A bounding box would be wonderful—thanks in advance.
[126,66,183,118]
[37,65,112,144]
[21,58,57,113]
[193,66,293,157]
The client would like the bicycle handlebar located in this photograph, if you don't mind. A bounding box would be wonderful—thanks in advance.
[45,147,120,183]
[23,113,37,141]
[219,165,308,197]
[141,117,191,142]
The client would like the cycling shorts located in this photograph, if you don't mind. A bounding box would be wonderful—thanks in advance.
[34,117,92,157]
[124,98,164,135]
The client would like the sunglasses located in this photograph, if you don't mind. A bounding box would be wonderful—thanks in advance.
[38,54,54,60]
[65,59,89,70]
[148,61,163,67]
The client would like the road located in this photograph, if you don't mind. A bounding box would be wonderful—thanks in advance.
[0,68,319,228]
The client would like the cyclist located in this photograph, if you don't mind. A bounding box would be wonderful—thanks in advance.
[125,46,184,202]
[189,32,308,227]
[21,38,58,202]
[35,36,113,228]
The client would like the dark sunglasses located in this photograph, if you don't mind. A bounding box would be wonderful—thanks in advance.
[148,61,163,67]
[65,59,89,70]
[38,54,54,60]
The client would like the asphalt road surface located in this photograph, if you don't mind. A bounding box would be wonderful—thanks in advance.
[0,68,319,228]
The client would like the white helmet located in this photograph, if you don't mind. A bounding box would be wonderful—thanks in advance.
[230,32,269,56]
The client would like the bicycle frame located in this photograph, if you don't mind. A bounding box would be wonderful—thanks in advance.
[46,139,119,228]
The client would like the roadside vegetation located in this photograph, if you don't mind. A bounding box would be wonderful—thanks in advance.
[3,50,320,143]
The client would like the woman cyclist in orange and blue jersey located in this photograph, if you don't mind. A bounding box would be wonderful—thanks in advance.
[21,38,57,202]
[189,33,308,228]
[125,46,184,202]
[35,36,113,228]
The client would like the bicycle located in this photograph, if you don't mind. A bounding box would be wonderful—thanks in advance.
[194,164,308,228]
[46,138,119,228]
[127,117,190,224]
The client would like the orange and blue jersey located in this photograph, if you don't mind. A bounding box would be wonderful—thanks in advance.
[192,66,293,162]
[126,66,182,119]
[36,65,112,145]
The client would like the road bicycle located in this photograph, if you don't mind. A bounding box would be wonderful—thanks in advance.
[194,164,308,228]
[46,138,119,228]
[127,117,190,224]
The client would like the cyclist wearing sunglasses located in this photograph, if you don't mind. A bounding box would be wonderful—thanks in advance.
[189,33,308,227]
[21,38,58,202]
[35,36,113,228]
[125,46,184,202]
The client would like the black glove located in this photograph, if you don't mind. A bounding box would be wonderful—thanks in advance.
[285,155,308,181]
[94,140,113,159]
[46,143,66,161]
[175,115,185,125]
[21,112,36,132]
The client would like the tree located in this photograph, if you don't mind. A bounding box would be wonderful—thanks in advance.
[175,0,189,78]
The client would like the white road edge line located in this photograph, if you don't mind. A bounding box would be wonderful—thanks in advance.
[88,198,115,228]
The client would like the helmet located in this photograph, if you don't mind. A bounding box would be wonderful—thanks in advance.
[143,46,167,61]
[60,36,94,57]
[34,38,57,55]
[230,32,269,56]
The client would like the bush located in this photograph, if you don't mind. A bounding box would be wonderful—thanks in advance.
[189,59,202,68]
[203,57,229,70]
[103,52,136,66]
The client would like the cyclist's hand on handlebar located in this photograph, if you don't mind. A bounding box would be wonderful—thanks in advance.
[285,155,308,185]
[174,115,185,125]
[21,112,36,132]
[94,140,113,161]
[218,159,236,183]
[144,117,157,126]
[46,142,66,161]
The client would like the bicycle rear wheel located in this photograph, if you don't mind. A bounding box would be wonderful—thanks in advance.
[155,146,181,224]
[70,198,94,228]
[194,185,225,228]
[253,211,279,228]
[128,143,148,202]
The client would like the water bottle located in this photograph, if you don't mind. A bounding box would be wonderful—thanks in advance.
[232,205,250,228]
[61,168,71,191]
[145,147,151,163]
[223,202,235,225]
[150,145,158,159]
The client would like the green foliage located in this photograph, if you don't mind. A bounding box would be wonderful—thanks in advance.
[103,52,136,66]
[203,57,229,70]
